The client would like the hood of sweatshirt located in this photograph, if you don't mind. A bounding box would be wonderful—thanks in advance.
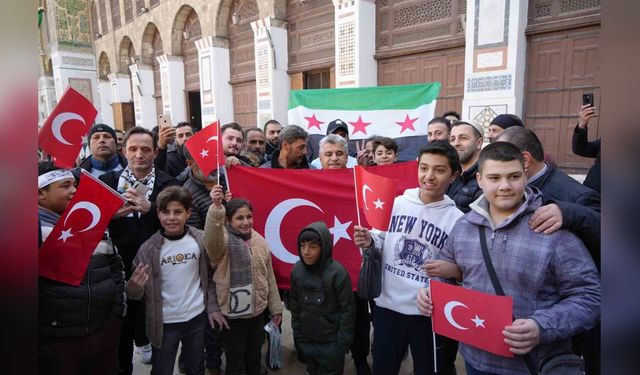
[401,187,459,210]
[297,221,333,273]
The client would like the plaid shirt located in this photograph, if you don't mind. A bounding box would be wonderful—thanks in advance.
[437,188,600,374]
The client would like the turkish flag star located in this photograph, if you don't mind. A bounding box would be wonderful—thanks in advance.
[395,114,419,134]
[373,198,385,210]
[349,115,372,135]
[200,149,209,158]
[328,216,353,246]
[304,114,324,130]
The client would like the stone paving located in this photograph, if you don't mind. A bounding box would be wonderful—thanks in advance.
[132,308,467,375]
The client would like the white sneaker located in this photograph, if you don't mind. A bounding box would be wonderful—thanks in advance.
[136,344,153,364]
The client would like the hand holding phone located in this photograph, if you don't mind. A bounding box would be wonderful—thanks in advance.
[582,93,594,108]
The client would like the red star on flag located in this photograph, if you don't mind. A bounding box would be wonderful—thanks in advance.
[304,114,324,131]
[349,115,372,135]
[395,114,419,134]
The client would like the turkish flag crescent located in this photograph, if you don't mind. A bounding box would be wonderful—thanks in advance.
[227,166,362,289]
[365,161,418,196]
[184,120,226,177]
[39,170,126,286]
[354,166,396,231]
[38,87,98,168]
[431,280,514,357]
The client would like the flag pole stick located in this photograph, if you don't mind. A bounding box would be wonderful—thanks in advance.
[352,167,362,227]
[428,278,438,373]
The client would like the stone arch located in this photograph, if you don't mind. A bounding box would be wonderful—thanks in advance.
[170,5,202,56]
[141,22,164,115]
[141,22,162,65]
[118,36,136,73]
[98,52,111,79]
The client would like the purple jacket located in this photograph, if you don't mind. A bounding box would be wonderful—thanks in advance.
[437,187,600,374]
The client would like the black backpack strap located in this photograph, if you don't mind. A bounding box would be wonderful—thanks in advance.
[478,226,538,375]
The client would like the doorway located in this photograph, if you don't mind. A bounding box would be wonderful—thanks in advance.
[188,91,201,131]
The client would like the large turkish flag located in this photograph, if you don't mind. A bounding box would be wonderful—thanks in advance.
[431,280,513,357]
[38,87,98,168]
[184,120,225,177]
[227,166,361,289]
[39,170,125,286]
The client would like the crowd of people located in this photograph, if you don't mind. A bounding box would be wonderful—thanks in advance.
[38,106,601,375]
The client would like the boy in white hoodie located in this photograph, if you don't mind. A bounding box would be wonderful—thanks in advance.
[354,141,464,375]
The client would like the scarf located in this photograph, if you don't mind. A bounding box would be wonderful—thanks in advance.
[225,224,254,318]
[116,166,155,201]
[90,154,120,172]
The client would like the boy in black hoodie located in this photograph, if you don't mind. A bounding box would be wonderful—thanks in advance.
[289,221,356,375]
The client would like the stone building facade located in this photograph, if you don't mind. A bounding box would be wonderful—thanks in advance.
[38,0,602,172]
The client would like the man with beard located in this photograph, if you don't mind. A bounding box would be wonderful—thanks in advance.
[263,119,282,160]
[241,128,268,166]
[447,121,484,213]
[220,122,254,167]
[260,125,313,169]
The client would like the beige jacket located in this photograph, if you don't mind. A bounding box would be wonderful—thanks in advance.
[203,204,283,319]
[126,227,216,348]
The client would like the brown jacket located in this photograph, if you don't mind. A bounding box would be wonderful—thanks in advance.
[126,227,216,348]
[203,205,283,318]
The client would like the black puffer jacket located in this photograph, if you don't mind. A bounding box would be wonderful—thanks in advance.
[289,222,355,359]
[529,164,601,268]
[39,254,126,337]
[447,162,482,213]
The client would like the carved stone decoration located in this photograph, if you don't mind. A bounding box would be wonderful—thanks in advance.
[466,74,513,92]
[69,78,93,103]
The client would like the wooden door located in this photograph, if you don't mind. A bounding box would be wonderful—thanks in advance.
[229,0,259,127]
[525,27,600,171]
[378,47,465,116]
[232,81,257,128]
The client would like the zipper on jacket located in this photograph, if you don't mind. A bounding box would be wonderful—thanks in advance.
[86,263,91,334]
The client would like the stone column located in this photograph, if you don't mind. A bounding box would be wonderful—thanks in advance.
[97,78,115,126]
[332,0,377,88]
[461,0,528,133]
[129,64,158,129]
[38,75,57,126]
[108,72,133,103]
[195,36,234,127]
[250,17,290,127]
[157,54,188,123]
[50,49,100,104]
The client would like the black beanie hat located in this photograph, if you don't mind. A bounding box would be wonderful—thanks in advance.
[490,114,524,129]
[88,123,117,141]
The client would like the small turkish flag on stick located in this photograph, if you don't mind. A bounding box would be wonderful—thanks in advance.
[39,170,126,286]
[38,87,98,168]
[184,120,226,177]
[353,165,397,230]
[431,280,514,357]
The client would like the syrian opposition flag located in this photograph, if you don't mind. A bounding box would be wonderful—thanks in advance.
[227,166,361,289]
[430,280,514,357]
[38,87,98,168]
[39,170,126,286]
[184,120,225,177]
[354,166,396,231]
[288,83,440,162]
